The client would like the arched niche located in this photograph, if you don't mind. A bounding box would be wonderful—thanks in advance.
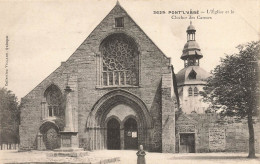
[39,121,61,150]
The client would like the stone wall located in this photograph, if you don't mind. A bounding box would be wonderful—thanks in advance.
[176,113,260,153]
[161,73,176,153]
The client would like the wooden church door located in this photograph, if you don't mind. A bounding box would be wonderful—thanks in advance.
[107,118,121,149]
[124,118,138,149]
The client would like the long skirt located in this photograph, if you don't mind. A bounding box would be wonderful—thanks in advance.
[137,155,146,164]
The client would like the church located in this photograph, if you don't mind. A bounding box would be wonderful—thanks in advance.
[19,2,259,153]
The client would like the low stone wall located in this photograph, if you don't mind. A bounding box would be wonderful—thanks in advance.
[176,113,260,153]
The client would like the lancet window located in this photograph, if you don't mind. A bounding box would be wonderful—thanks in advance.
[44,85,62,117]
[188,87,193,96]
[194,87,198,96]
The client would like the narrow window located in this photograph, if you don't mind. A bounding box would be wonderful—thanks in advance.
[48,107,53,117]
[115,17,124,27]
[188,87,193,96]
[194,87,198,96]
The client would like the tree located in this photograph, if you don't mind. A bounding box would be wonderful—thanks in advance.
[0,88,20,146]
[202,41,260,158]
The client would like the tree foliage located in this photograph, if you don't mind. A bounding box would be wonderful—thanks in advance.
[202,41,260,117]
[0,88,20,143]
[202,41,260,158]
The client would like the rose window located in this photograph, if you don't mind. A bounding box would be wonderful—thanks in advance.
[100,33,139,86]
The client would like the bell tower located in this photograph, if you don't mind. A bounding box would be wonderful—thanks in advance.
[181,21,203,68]
[176,22,211,114]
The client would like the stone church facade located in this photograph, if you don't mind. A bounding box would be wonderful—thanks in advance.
[19,2,259,153]
[19,2,176,153]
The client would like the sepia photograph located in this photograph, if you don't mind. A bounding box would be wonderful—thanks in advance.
[0,0,259,163]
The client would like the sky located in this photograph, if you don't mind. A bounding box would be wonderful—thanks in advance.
[0,0,259,100]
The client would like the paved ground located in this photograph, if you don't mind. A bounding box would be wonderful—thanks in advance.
[0,150,260,164]
[0,150,119,164]
[102,150,260,164]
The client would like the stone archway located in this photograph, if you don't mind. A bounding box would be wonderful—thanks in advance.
[39,121,60,150]
[88,89,152,150]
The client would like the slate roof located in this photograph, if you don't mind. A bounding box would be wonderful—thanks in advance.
[176,66,210,86]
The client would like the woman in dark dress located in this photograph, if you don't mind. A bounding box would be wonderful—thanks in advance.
[136,145,146,164]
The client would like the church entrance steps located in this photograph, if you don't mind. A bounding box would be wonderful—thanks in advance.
[47,150,88,157]
[52,148,85,152]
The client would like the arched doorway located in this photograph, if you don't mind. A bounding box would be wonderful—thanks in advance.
[40,122,60,150]
[124,118,138,149]
[89,89,153,151]
[107,118,120,150]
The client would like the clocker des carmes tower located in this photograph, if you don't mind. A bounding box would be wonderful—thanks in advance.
[176,22,210,114]
[19,2,178,153]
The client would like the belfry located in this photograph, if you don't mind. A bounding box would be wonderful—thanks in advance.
[176,21,210,114]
